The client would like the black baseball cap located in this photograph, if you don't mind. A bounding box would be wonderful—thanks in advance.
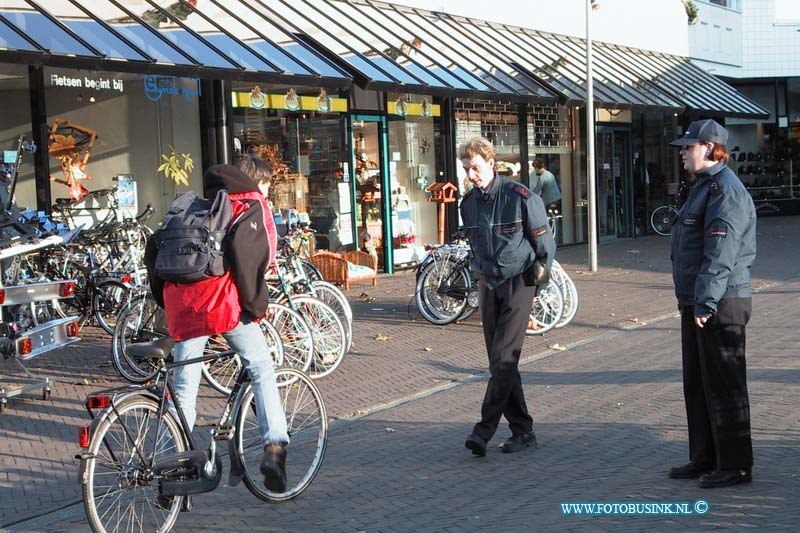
[669,119,728,147]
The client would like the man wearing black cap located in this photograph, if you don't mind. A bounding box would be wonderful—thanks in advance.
[146,162,289,493]
[667,119,757,488]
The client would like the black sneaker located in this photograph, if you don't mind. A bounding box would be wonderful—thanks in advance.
[464,433,488,457]
[260,442,288,493]
[668,462,714,479]
[501,432,537,454]
[698,468,751,488]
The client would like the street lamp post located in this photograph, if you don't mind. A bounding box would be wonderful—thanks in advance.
[586,0,598,271]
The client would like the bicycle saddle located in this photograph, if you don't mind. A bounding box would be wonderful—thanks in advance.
[126,336,175,360]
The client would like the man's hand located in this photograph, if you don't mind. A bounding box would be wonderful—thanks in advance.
[694,314,712,328]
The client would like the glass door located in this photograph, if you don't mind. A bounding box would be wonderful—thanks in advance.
[596,128,633,239]
[352,115,392,272]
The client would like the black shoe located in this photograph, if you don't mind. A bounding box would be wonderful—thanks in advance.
[260,442,288,493]
[501,432,537,454]
[698,468,752,488]
[668,462,714,479]
[465,433,487,457]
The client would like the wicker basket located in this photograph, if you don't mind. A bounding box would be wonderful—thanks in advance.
[310,250,377,290]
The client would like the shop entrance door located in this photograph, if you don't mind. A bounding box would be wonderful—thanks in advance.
[351,115,393,273]
[596,128,634,239]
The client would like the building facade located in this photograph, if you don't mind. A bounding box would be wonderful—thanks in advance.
[0,0,768,276]
[690,0,800,215]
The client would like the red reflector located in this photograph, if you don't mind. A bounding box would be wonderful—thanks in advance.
[60,282,76,297]
[121,274,132,284]
[86,395,111,409]
[18,338,32,355]
[0,289,5,305]
[67,321,80,337]
[79,426,90,448]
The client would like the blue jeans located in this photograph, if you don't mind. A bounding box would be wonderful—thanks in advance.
[171,321,288,445]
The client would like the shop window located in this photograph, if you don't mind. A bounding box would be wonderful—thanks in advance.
[386,94,439,267]
[455,99,522,192]
[528,104,573,244]
[231,83,348,252]
[0,63,33,208]
[44,68,203,224]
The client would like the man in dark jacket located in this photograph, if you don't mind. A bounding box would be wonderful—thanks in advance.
[459,137,556,457]
[668,119,756,488]
[145,162,288,492]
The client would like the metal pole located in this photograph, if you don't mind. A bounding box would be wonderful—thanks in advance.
[586,0,598,271]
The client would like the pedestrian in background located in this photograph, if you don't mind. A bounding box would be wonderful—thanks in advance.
[668,119,757,488]
[459,137,556,457]
[530,158,562,212]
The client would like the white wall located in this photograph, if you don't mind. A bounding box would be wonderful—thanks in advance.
[740,0,800,78]
[690,0,800,78]
[399,0,689,55]
[688,1,743,76]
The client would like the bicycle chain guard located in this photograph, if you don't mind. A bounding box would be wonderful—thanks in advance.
[155,449,223,496]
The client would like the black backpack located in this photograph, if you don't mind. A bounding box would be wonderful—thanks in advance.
[153,190,233,283]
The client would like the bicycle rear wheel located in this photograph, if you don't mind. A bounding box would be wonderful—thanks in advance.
[264,302,312,372]
[82,395,187,533]
[234,368,327,503]
[651,205,679,236]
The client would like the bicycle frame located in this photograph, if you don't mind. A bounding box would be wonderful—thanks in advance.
[82,349,245,478]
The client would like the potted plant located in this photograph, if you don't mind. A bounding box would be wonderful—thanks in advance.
[157,145,193,196]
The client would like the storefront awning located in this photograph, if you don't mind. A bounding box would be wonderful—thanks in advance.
[439,17,685,112]
[258,0,558,103]
[599,43,770,119]
[0,0,351,87]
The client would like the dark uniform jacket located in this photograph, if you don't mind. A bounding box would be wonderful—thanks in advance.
[670,161,756,317]
[460,174,556,289]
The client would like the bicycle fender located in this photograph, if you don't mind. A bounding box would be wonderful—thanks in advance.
[78,389,172,485]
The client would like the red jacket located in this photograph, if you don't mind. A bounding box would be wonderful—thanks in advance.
[146,165,277,341]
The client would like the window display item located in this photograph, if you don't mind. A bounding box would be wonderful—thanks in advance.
[48,118,97,202]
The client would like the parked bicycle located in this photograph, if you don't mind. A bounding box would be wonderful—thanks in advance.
[78,336,326,533]
[415,233,576,334]
[650,181,688,236]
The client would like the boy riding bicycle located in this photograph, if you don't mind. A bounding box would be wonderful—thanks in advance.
[145,158,288,492]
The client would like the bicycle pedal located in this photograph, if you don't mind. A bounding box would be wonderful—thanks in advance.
[213,425,235,441]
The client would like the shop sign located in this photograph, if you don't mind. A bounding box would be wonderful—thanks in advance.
[231,88,348,113]
[388,98,440,117]
[49,73,124,93]
[144,75,201,102]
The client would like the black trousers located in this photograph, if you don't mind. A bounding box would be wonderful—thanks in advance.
[473,274,535,440]
[680,307,753,470]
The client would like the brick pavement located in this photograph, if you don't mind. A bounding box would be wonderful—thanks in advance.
[1,215,798,531]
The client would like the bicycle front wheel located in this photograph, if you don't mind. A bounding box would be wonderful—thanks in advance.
[310,281,353,353]
[111,295,168,383]
[234,368,327,503]
[92,279,131,334]
[82,395,187,533]
[528,280,564,335]
[292,296,346,379]
[650,205,679,236]
[415,258,470,325]
[202,321,285,396]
